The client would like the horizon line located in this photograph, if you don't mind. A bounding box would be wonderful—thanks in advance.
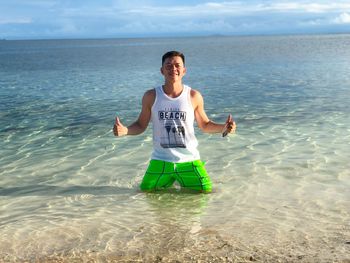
[2,31,350,42]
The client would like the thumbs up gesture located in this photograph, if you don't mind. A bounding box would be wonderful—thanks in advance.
[222,114,236,137]
[113,117,128,136]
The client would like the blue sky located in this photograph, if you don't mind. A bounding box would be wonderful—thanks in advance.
[1,0,350,39]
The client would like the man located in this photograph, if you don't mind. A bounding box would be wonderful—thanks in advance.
[114,51,236,193]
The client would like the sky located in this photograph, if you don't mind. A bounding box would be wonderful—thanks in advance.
[1,0,350,39]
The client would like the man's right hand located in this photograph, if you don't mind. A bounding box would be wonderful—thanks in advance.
[113,117,128,136]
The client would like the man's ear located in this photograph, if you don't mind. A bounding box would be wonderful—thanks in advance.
[160,67,164,75]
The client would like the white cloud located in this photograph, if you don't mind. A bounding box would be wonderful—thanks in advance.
[2,1,350,39]
[265,3,350,13]
[115,19,239,35]
[124,2,350,17]
[332,12,350,24]
[301,11,350,26]
[125,2,246,17]
[0,18,32,25]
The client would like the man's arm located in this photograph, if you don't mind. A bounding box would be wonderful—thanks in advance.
[113,89,155,136]
[191,89,236,134]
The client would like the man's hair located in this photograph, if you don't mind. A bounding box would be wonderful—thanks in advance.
[162,51,185,65]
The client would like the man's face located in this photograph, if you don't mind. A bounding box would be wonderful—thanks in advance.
[161,56,186,82]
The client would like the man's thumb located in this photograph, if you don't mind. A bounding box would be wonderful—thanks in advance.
[226,114,232,123]
[115,116,121,125]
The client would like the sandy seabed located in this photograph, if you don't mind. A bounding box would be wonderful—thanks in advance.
[2,228,350,263]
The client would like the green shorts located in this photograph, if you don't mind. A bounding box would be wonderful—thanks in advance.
[140,160,212,193]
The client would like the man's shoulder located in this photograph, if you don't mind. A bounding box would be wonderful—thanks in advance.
[144,88,156,97]
[142,88,156,106]
[189,87,204,109]
[189,88,203,100]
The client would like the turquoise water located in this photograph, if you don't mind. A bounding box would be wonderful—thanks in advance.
[1,35,350,262]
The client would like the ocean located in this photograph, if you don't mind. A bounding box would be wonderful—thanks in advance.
[0,34,349,262]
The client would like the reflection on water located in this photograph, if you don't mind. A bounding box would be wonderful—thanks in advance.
[120,191,210,261]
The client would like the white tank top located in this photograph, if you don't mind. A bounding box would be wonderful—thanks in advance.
[151,85,200,163]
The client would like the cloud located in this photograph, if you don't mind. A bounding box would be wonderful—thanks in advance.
[0,18,32,25]
[332,12,350,24]
[117,2,350,35]
[124,2,350,17]
[299,12,350,26]
[263,2,350,13]
[116,19,238,35]
[1,0,350,39]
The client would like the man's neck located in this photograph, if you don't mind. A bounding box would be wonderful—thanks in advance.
[162,82,183,98]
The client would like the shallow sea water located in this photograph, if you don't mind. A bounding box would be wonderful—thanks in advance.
[0,35,350,262]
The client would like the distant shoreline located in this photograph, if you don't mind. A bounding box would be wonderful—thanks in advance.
[1,31,350,42]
